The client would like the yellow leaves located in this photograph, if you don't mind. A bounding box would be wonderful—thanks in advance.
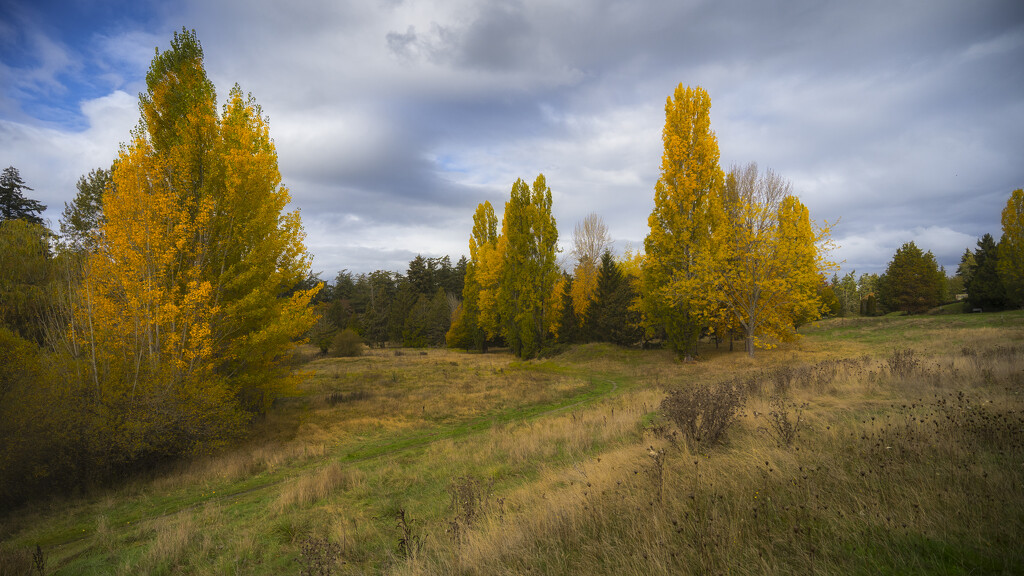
[475,235,506,340]
[715,165,835,357]
[570,260,598,320]
[64,29,318,460]
[644,91,834,359]
[998,189,1024,306]
[643,85,725,357]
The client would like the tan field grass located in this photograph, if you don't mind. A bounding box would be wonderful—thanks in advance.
[273,462,363,514]
[391,337,1024,575]
[2,312,1022,575]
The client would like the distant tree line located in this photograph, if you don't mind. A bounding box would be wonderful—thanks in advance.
[309,254,466,353]
[820,188,1023,317]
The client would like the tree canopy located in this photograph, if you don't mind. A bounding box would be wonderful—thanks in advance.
[69,27,318,461]
[878,241,945,314]
[998,189,1024,308]
[965,233,1006,311]
[716,164,831,356]
[642,84,725,359]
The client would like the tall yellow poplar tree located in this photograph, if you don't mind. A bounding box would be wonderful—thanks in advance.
[448,176,560,358]
[447,201,498,350]
[74,29,317,460]
[499,175,560,359]
[642,85,725,359]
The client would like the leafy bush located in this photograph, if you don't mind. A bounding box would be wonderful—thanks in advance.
[660,381,745,448]
[330,329,364,357]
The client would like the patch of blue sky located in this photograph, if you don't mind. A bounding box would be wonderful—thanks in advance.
[433,153,469,175]
[0,0,165,129]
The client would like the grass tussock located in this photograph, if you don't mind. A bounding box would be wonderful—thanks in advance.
[274,463,362,514]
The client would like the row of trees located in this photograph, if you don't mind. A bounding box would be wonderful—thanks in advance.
[441,85,831,359]
[445,175,561,359]
[0,29,317,507]
[829,188,1023,317]
[311,254,465,351]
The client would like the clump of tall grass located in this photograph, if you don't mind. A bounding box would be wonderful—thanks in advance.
[143,511,200,569]
[446,475,495,547]
[274,463,361,513]
[0,546,34,576]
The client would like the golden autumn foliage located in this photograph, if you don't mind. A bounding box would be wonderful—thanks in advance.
[641,87,832,358]
[66,29,317,463]
[570,260,598,320]
[642,85,726,359]
[447,201,498,350]
[449,175,560,358]
[998,188,1024,307]
[717,164,834,356]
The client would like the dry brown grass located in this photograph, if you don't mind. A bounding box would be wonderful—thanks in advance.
[391,340,1024,575]
[6,314,1022,575]
[273,462,362,514]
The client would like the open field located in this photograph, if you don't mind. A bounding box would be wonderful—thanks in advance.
[2,311,1023,575]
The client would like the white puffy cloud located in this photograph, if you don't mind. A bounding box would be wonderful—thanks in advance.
[0,89,136,222]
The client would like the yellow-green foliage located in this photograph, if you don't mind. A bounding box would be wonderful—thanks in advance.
[498,175,560,358]
[999,188,1024,307]
[717,164,835,357]
[72,29,317,455]
[642,84,725,359]
[451,176,560,358]
[447,201,497,351]
[0,219,51,343]
[330,329,364,357]
[0,29,317,507]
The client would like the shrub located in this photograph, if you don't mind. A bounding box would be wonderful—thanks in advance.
[297,535,343,576]
[887,348,918,378]
[660,381,745,448]
[314,331,334,356]
[330,329,363,357]
[760,394,807,447]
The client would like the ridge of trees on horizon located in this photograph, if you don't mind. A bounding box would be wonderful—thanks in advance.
[2,28,1024,508]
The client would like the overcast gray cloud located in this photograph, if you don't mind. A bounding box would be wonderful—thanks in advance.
[1,0,1022,277]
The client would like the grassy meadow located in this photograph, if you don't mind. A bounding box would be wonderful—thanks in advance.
[1,311,1023,575]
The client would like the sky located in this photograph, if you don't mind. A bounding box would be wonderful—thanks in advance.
[1,0,1022,279]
